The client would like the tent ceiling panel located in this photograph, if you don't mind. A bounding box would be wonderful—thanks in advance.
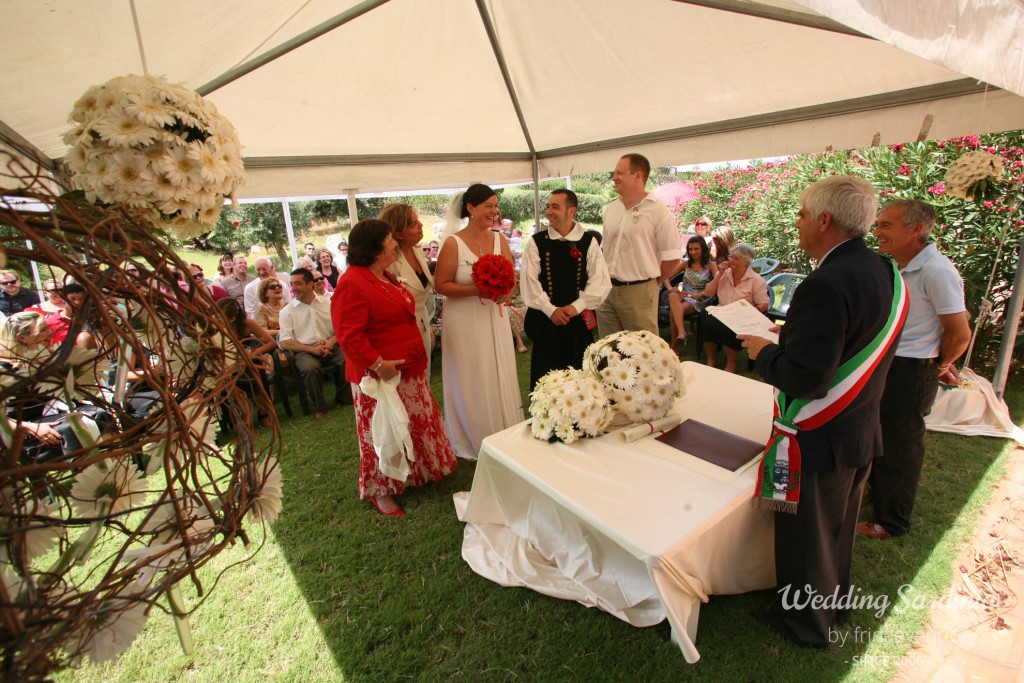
[496,0,970,153]
[796,0,1024,99]
[211,0,526,157]
[0,0,1021,197]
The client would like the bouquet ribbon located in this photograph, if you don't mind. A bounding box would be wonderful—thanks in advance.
[359,374,415,482]
[753,261,908,514]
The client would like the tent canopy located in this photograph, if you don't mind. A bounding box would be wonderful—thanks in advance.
[2,0,1022,197]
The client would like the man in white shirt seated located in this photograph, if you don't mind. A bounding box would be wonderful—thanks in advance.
[278,268,351,417]
[311,271,332,298]
[244,256,290,317]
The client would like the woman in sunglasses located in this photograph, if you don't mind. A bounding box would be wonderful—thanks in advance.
[253,277,286,340]
[188,264,229,302]
[691,216,713,238]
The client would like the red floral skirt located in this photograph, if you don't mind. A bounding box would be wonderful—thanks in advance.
[354,372,457,498]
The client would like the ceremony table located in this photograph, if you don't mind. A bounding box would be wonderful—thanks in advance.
[454,362,777,663]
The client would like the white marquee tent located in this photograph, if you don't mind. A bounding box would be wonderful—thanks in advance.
[2,0,1023,198]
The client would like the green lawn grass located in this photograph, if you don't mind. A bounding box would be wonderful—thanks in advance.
[56,325,1023,683]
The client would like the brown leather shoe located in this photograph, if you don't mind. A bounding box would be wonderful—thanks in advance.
[856,521,891,539]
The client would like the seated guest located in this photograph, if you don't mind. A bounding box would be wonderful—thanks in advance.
[45,283,91,347]
[252,277,286,339]
[212,252,235,285]
[335,240,349,272]
[316,248,341,289]
[701,243,770,373]
[691,215,712,240]
[279,268,352,418]
[311,271,333,298]
[216,298,276,425]
[220,256,255,305]
[0,270,40,317]
[36,280,66,314]
[243,257,290,317]
[1,311,111,461]
[666,235,718,352]
[332,219,457,518]
[189,264,229,301]
[710,226,736,265]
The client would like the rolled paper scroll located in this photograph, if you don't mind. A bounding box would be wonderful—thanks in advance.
[619,413,682,443]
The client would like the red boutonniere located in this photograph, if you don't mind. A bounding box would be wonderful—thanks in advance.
[569,245,582,260]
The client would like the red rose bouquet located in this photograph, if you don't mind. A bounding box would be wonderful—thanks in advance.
[471,253,516,300]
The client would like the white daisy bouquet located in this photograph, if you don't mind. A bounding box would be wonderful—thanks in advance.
[529,368,613,443]
[583,330,684,423]
[63,73,246,238]
[944,150,1004,201]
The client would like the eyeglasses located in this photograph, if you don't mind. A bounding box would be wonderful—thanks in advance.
[695,221,708,227]
[312,277,324,283]
[192,273,205,281]
[1,280,18,286]
[267,284,283,291]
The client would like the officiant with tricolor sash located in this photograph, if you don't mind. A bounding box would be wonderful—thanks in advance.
[739,176,908,650]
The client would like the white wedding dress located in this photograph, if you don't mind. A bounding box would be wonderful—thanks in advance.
[442,232,524,460]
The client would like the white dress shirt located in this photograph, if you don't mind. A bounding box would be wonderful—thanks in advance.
[278,293,335,346]
[521,222,612,318]
[602,193,681,281]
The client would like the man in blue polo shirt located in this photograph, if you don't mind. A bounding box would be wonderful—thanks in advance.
[859,199,971,539]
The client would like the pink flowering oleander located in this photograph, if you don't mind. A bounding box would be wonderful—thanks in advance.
[63,73,246,238]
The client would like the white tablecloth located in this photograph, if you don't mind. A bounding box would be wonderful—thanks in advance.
[454,362,777,663]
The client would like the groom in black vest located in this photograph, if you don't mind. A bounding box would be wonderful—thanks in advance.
[521,190,612,389]
[741,175,905,649]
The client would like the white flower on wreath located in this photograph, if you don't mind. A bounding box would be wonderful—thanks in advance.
[70,461,148,518]
[64,73,246,240]
[0,496,61,564]
[66,599,148,666]
[120,542,185,590]
[250,458,283,524]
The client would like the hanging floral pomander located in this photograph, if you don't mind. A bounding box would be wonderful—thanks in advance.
[63,73,246,238]
[943,150,1004,202]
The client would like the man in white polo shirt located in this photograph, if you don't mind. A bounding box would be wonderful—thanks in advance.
[243,256,290,317]
[859,199,970,540]
[279,268,351,417]
[597,153,681,337]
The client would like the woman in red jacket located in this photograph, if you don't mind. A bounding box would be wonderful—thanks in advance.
[332,219,457,518]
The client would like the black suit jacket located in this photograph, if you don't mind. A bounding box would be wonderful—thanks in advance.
[753,238,902,472]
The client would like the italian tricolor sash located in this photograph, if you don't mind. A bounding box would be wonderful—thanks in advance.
[753,260,909,514]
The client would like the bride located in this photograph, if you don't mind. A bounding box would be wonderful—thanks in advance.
[434,184,524,460]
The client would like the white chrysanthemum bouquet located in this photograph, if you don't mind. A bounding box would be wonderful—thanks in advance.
[530,368,613,443]
[944,150,1004,201]
[583,330,684,423]
[63,73,245,238]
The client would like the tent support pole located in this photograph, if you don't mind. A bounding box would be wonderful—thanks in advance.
[532,155,541,234]
[282,199,297,269]
[346,193,359,232]
[991,238,1024,399]
[475,0,538,160]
